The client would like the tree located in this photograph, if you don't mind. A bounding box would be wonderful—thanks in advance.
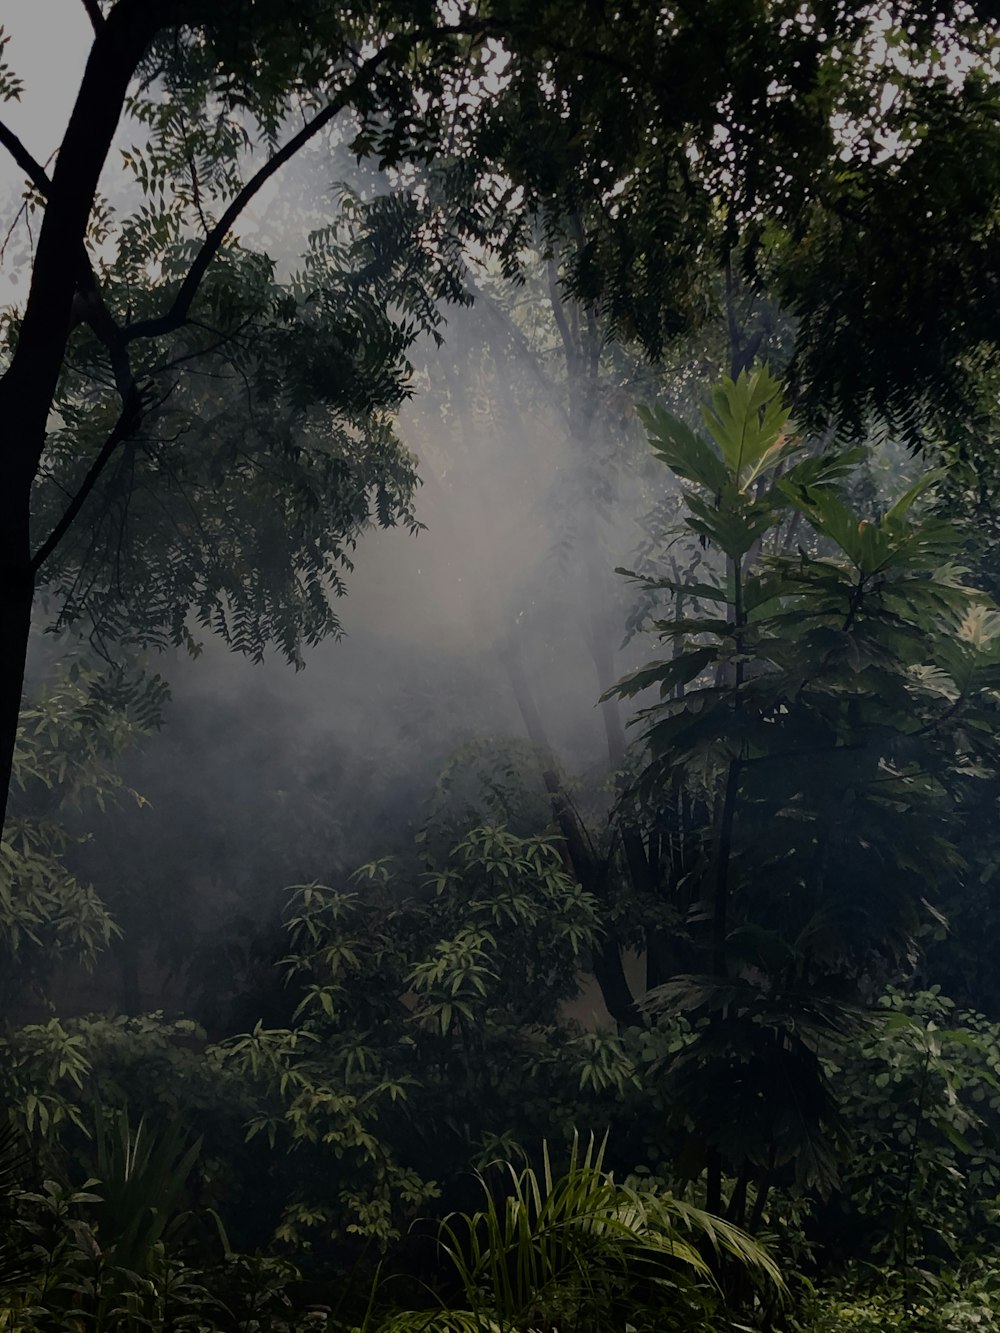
[217,826,609,1244]
[608,367,1000,1217]
[0,0,510,829]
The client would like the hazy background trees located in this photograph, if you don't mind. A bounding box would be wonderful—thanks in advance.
[6,3,1000,1330]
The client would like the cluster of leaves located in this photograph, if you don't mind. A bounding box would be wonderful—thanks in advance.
[0,1169,320,1332]
[214,826,612,1244]
[410,1133,782,1333]
[830,989,1000,1271]
[0,1118,783,1333]
[34,188,432,663]
[0,795,637,1256]
[791,1275,1000,1333]
[0,662,165,1009]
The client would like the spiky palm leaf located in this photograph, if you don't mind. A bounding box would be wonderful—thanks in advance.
[432,1134,782,1330]
[89,1103,202,1274]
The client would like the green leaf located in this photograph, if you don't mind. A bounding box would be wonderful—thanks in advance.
[700,365,795,491]
[885,467,948,521]
[637,404,730,493]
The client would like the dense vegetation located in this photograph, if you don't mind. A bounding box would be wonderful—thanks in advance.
[6,1,1000,1329]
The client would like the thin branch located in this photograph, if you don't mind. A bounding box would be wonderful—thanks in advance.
[0,117,51,194]
[150,328,251,377]
[31,386,146,575]
[0,196,31,265]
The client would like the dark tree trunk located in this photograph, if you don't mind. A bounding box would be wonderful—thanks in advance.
[0,574,33,832]
[0,2,158,829]
[0,411,38,831]
[503,634,643,1028]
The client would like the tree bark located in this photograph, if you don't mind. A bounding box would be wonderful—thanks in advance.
[503,634,642,1028]
[0,466,34,830]
[0,1,158,830]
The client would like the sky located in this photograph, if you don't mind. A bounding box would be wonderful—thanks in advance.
[0,2,91,297]
[0,2,89,167]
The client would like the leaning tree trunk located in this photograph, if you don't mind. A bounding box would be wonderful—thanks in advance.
[502,633,642,1028]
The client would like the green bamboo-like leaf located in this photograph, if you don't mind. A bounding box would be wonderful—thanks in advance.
[432,1132,782,1330]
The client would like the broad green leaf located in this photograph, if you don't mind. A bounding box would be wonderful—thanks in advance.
[884,467,948,522]
[637,403,730,494]
[700,366,794,491]
[605,647,717,700]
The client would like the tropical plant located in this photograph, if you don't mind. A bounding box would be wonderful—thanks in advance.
[87,1104,202,1274]
[0,1170,312,1332]
[381,1134,783,1333]
[216,826,609,1246]
[828,989,1000,1273]
[0,1010,255,1237]
[607,366,1000,1217]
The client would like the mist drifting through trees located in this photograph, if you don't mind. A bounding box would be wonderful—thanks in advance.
[6,3,1000,1332]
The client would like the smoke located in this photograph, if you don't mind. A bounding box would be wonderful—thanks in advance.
[44,275,663,1026]
[2,19,671,1023]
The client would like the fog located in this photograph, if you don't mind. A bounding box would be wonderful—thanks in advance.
[0,6,710,1029]
[18,198,667,1020]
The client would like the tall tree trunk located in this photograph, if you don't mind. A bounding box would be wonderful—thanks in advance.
[0,432,37,832]
[503,634,641,1028]
[0,2,158,828]
[0,585,32,832]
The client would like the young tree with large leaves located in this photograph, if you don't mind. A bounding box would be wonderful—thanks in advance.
[608,367,1000,1219]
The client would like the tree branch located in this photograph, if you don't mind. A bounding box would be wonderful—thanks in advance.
[72,261,135,400]
[123,30,470,344]
[31,386,145,575]
[0,118,51,195]
[467,277,574,435]
[80,0,105,33]
[0,0,157,466]
[546,257,579,377]
[0,122,135,400]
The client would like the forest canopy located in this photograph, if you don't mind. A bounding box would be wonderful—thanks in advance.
[4,2,1000,1331]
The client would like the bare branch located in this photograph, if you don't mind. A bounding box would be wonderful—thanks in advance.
[0,117,51,195]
